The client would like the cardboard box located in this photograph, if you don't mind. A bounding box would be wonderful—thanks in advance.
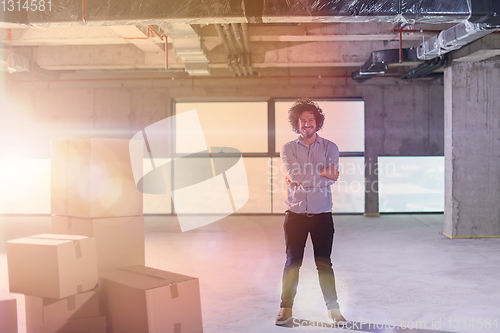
[51,137,143,218]
[0,289,17,333]
[7,234,98,299]
[99,265,203,333]
[40,316,107,333]
[26,290,100,333]
[52,215,145,272]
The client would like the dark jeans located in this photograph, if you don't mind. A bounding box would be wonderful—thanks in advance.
[280,210,340,310]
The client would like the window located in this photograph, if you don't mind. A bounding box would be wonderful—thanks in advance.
[0,159,50,214]
[275,100,364,152]
[175,102,268,154]
[378,156,444,212]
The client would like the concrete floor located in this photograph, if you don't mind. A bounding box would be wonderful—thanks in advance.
[1,214,500,333]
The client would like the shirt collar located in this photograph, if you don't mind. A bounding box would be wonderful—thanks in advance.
[295,133,323,147]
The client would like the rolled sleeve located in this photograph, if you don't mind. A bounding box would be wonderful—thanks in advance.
[312,142,339,188]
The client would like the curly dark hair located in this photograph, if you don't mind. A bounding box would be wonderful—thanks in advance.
[288,98,325,134]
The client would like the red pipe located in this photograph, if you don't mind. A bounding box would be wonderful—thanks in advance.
[31,47,34,87]
[399,31,402,63]
[122,28,151,40]
[162,35,168,70]
[146,26,168,70]
[147,25,163,39]
[7,28,12,67]
[82,0,87,23]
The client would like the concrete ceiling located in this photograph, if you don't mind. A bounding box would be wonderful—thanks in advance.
[3,21,500,78]
[1,22,460,76]
[1,0,499,78]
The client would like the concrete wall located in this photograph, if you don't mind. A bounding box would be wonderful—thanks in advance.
[444,61,500,237]
[0,72,444,213]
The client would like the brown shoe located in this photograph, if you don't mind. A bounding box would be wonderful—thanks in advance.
[274,307,293,325]
[327,308,347,325]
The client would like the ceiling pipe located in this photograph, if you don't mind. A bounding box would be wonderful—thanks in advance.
[240,23,254,76]
[214,24,236,77]
[222,24,243,76]
[400,56,448,80]
[231,23,248,76]
[122,27,151,40]
[393,29,441,34]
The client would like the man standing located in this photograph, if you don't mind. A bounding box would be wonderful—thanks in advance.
[275,98,346,326]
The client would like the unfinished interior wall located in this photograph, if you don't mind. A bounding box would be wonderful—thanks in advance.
[0,73,444,214]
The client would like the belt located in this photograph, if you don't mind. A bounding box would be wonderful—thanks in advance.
[286,210,331,218]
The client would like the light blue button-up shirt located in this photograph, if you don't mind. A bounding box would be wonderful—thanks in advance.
[281,134,339,214]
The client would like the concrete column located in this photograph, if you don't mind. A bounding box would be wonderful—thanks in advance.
[363,86,384,216]
[444,61,500,238]
[364,153,379,216]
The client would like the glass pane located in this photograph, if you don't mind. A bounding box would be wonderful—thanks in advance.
[378,156,444,212]
[275,100,364,153]
[238,158,271,213]
[166,157,271,214]
[143,158,172,214]
[0,159,50,214]
[332,157,365,213]
[271,157,364,213]
[176,102,268,153]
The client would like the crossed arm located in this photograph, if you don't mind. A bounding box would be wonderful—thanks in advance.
[282,143,340,188]
[286,164,339,187]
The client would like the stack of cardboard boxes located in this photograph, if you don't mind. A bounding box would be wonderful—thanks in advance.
[7,233,105,332]
[50,138,146,273]
[6,138,203,332]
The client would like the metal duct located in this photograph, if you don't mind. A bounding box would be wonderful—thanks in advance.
[354,10,500,82]
[3,0,500,27]
[469,0,500,25]
[417,21,498,60]
[163,23,210,76]
[0,49,59,79]
[351,48,417,82]
[0,50,30,73]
